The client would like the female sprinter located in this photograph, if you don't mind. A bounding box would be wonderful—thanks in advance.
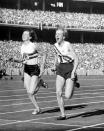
[21,29,46,115]
[54,26,79,120]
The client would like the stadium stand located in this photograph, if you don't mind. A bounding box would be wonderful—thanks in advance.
[1,1,104,76]
[1,8,104,30]
[0,40,104,75]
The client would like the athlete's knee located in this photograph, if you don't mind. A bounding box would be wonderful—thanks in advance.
[56,90,63,98]
[65,93,71,99]
[65,90,73,99]
[28,85,38,95]
[65,83,74,99]
[27,90,36,95]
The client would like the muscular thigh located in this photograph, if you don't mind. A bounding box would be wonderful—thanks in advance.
[56,75,65,93]
[65,78,74,98]
[29,75,38,93]
[24,72,31,91]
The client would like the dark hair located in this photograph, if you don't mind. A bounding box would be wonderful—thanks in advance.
[23,29,38,42]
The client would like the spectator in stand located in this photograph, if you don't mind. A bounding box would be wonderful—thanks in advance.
[1,8,104,30]
[0,40,104,75]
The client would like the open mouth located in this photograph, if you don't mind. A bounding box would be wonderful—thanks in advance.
[56,37,60,41]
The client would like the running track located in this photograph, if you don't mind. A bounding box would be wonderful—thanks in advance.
[0,75,104,131]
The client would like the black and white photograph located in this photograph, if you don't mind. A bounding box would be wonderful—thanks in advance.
[0,0,104,130]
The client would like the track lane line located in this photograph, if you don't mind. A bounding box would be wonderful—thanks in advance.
[0,110,97,126]
[0,84,104,93]
[1,89,104,102]
[1,88,104,98]
[69,122,104,131]
[1,98,104,114]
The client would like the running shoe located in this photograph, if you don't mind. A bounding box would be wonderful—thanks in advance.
[32,109,41,115]
[38,78,48,89]
[56,116,67,120]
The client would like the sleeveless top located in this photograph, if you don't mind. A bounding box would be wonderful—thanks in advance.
[54,41,74,63]
[21,42,38,65]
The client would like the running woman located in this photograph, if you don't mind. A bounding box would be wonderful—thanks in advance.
[54,26,79,120]
[21,29,46,114]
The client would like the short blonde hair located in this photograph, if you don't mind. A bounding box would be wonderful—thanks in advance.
[56,25,68,38]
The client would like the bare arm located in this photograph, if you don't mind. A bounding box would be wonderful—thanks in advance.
[68,43,79,74]
[39,53,47,77]
[53,45,59,70]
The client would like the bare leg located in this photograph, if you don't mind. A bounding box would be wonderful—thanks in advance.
[65,78,74,99]
[24,72,31,92]
[56,75,65,117]
[24,73,40,113]
[29,76,40,112]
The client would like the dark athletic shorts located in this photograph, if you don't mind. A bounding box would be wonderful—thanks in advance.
[56,62,73,80]
[24,64,40,77]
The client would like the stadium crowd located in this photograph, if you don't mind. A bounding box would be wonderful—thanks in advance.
[1,8,104,30]
[0,40,104,76]
[1,8,104,76]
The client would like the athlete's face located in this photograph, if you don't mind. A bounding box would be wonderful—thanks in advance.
[55,29,65,44]
[22,31,31,42]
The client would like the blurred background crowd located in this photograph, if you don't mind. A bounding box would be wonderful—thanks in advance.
[1,8,104,30]
[0,40,104,76]
[1,1,104,77]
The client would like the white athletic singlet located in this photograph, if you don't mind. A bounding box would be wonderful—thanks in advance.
[55,41,74,63]
[21,42,38,65]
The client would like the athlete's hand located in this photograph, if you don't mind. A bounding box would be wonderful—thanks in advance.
[39,66,44,77]
[39,72,44,77]
[71,71,75,81]
[22,60,27,64]
[23,53,29,60]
